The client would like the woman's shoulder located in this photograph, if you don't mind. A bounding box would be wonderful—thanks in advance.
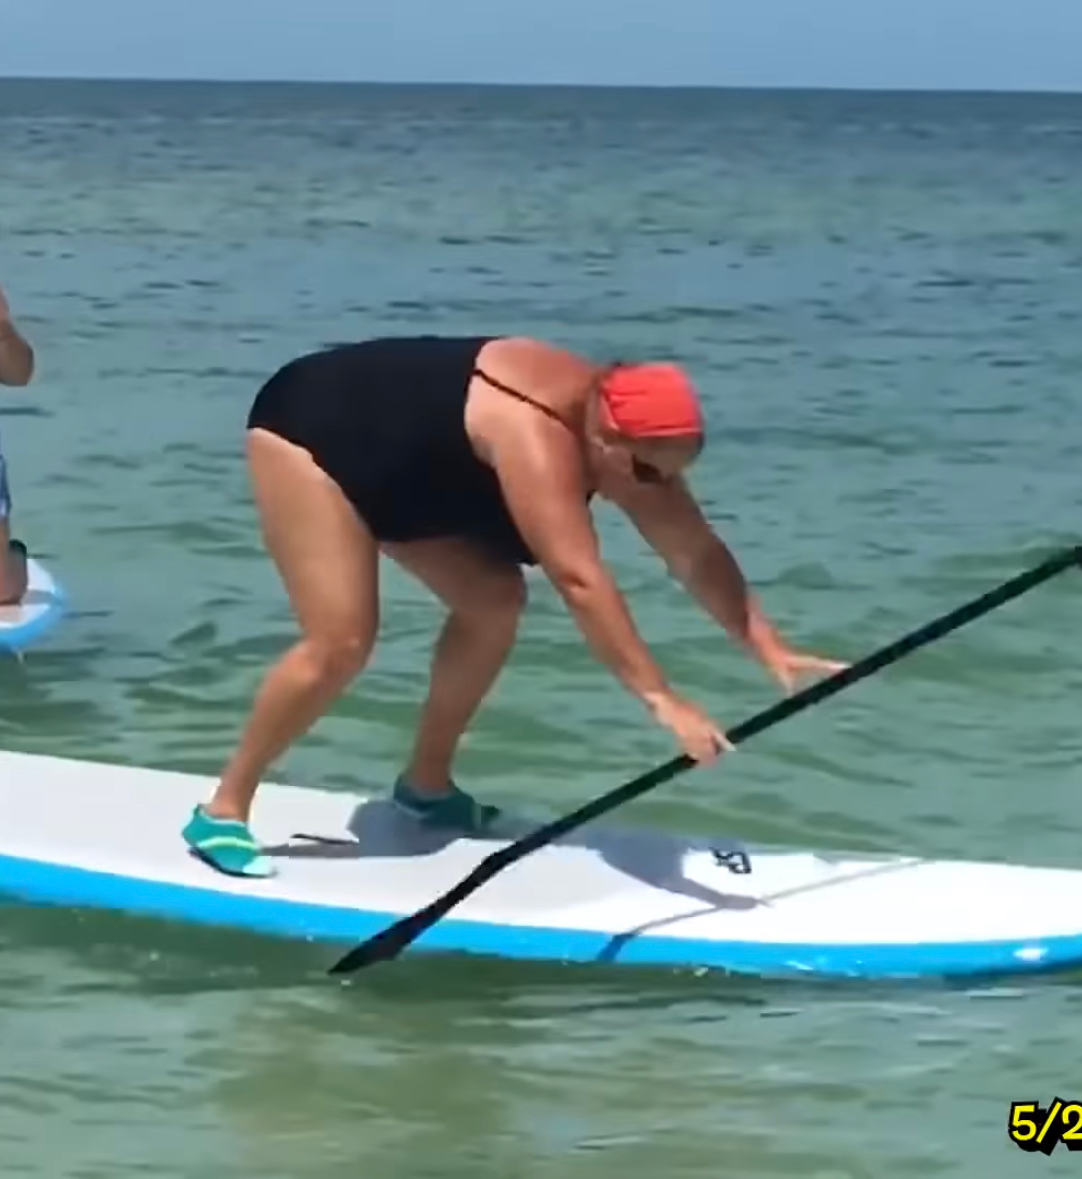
[478,337,599,394]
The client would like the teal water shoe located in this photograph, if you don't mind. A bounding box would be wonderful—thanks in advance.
[391,775,500,834]
[181,805,275,878]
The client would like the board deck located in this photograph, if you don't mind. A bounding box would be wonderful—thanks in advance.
[1,748,1081,979]
[0,558,66,651]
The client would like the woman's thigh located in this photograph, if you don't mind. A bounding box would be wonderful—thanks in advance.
[381,536,526,621]
[246,427,380,649]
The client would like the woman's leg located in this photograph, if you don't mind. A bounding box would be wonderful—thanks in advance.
[184,427,379,876]
[382,537,526,828]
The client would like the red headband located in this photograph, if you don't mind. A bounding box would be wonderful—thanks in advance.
[598,363,704,439]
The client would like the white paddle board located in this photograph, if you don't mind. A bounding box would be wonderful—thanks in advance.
[1,747,1080,980]
[0,557,66,652]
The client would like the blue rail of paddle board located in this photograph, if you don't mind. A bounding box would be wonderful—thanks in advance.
[0,599,65,651]
[0,850,1078,978]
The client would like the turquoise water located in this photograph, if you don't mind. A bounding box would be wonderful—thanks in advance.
[2,78,1082,1176]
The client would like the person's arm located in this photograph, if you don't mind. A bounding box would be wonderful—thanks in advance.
[612,474,848,691]
[0,285,35,387]
[613,475,783,653]
[485,418,675,711]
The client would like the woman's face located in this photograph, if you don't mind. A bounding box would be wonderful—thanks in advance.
[587,429,703,494]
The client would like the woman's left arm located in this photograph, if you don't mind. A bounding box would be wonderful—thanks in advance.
[613,476,846,690]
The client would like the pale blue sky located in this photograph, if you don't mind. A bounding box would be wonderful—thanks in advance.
[2,0,1079,92]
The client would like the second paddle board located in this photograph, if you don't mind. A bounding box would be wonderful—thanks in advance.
[0,557,66,652]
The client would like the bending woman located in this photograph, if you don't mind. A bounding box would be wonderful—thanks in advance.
[183,335,844,877]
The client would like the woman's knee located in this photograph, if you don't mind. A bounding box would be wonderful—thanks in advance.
[299,624,377,683]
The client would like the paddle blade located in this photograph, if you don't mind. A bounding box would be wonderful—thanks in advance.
[328,862,503,974]
[329,903,446,974]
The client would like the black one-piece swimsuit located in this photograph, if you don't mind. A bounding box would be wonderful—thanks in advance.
[246,335,572,567]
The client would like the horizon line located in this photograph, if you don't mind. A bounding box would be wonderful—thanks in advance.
[1,73,1081,98]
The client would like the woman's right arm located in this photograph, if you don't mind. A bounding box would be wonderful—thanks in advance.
[484,416,729,762]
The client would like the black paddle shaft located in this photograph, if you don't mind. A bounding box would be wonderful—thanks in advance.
[328,544,1082,975]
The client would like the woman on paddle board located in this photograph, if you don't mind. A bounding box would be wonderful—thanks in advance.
[184,336,844,877]
[0,281,35,606]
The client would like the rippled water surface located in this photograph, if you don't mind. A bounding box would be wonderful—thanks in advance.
[2,80,1082,1176]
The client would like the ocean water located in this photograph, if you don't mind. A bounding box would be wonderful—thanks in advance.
[2,78,1082,1177]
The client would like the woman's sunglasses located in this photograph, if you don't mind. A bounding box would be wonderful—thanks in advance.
[631,457,665,483]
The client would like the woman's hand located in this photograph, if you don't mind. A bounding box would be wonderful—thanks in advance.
[756,639,848,695]
[646,689,734,763]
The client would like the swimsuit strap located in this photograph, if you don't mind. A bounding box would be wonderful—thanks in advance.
[472,366,578,430]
